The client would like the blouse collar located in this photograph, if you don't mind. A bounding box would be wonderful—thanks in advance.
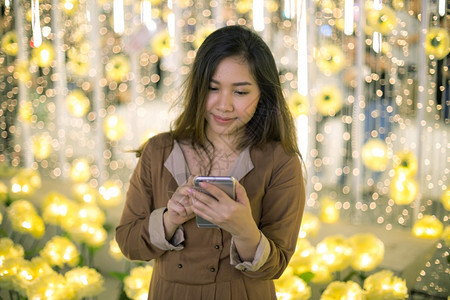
[164,140,254,186]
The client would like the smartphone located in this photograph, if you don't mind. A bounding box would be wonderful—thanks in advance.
[193,176,236,228]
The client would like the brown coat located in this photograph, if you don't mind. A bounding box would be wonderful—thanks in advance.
[115,133,305,299]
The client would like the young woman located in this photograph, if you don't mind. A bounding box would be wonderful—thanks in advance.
[115,25,305,299]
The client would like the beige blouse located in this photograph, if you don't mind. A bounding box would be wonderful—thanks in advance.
[115,133,305,300]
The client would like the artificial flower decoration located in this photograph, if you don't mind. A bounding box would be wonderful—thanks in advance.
[289,238,315,275]
[364,270,408,299]
[7,200,45,239]
[70,158,91,183]
[0,238,24,266]
[361,138,389,172]
[310,256,333,284]
[1,31,18,56]
[193,26,216,50]
[442,188,450,211]
[72,183,98,204]
[105,55,130,82]
[320,281,363,300]
[41,191,74,226]
[40,236,80,268]
[31,41,55,68]
[390,175,418,205]
[109,238,125,261]
[442,226,450,247]
[67,46,90,77]
[366,5,397,35]
[393,150,418,178]
[349,233,384,272]
[425,27,450,60]
[14,60,32,82]
[10,168,41,197]
[412,215,444,239]
[76,203,106,225]
[275,267,311,300]
[288,92,309,118]
[0,257,24,290]
[32,132,53,160]
[314,86,343,117]
[98,180,122,207]
[67,89,90,117]
[236,0,252,14]
[124,265,154,300]
[298,212,321,239]
[315,45,345,76]
[0,181,8,203]
[18,100,34,123]
[103,114,126,141]
[151,30,173,57]
[69,222,107,248]
[319,197,340,223]
[26,272,75,300]
[315,235,353,272]
[65,267,105,299]
[62,0,78,15]
[10,258,35,297]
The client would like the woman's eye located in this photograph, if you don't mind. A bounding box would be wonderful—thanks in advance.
[235,91,249,95]
[209,86,218,91]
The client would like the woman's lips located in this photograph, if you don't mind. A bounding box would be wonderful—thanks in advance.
[212,114,235,125]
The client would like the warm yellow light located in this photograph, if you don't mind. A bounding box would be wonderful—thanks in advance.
[364,270,408,299]
[319,197,339,223]
[412,215,444,239]
[31,41,55,68]
[32,133,53,160]
[124,265,153,300]
[70,158,91,183]
[390,175,418,205]
[40,236,80,267]
[349,233,384,272]
[103,115,126,141]
[315,235,353,272]
[10,169,41,197]
[315,45,345,76]
[288,92,309,117]
[425,27,450,60]
[98,180,122,208]
[321,280,363,300]
[393,150,418,178]
[65,266,104,298]
[151,30,173,57]
[362,139,389,172]
[314,86,343,117]
[1,31,18,56]
[440,188,450,211]
[105,55,130,82]
[298,212,320,239]
[366,5,397,35]
[67,89,90,117]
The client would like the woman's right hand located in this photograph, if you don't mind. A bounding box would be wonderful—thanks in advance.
[163,176,196,239]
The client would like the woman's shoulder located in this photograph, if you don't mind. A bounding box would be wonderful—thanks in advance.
[251,141,302,167]
[138,132,174,158]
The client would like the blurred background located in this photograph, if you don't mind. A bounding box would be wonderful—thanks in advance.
[0,0,449,299]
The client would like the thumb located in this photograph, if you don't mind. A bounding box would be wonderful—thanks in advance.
[235,181,249,205]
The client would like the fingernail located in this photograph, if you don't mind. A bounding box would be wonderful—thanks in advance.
[187,188,193,195]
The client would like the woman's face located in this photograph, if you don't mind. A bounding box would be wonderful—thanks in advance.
[204,56,260,142]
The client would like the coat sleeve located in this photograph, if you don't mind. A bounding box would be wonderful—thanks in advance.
[115,138,168,261]
[242,144,305,280]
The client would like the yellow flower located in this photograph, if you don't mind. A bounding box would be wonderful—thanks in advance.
[0,181,7,203]
[18,100,34,123]
[67,89,90,117]
[298,212,321,239]
[32,132,53,160]
[40,236,80,268]
[30,256,54,278]
[26,272,75,300]
[14,60,32,82]
[11,258,35,297]
[109,238,125,261]
[362,139,389,172]
[69,222,107,248]
[425,27,450,60]
[288,92,309,117]
[0,238,24,266]
[349,233,384,272]
[151,30,173,57]
[193,26,215,50]
[315,45,345,76]
[441,226,450,247]
[390,174,418,205]
[319,197,339,223]
[321,281,363,300]
[65,267,105,299]
[364,270,408,299]
[366,5,397,35]
[314,86,343,117]
[42,191,74,226]
[98,180,123,208]
[236,0,252,14]
[67,46,90,77]
[72,183,98,204]
[310,254,333,284]
[105,55,130,82]
[1,31,18,56]
[275,266,311,300]
[103,115,126,141]
[412,215,444,239]
[442,188,450,211]
[289,238,315,275]
[7,200,45,239]
[0,257,24,290]
[315,235,353,272]
[77,203,106,225]
[124,265,153,300]
[32,41,55,68]
[70,158,91,183]
[10,168,42,197]
[393,150,418,178]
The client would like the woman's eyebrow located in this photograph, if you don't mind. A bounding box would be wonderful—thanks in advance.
[210,78,253,86]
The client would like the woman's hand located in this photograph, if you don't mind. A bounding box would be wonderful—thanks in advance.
[189,180,260,261]
[163,176,196,240]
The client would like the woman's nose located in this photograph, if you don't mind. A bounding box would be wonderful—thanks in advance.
[217,91,234,111]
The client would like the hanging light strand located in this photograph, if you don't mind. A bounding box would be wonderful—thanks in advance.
[31,0,42,47]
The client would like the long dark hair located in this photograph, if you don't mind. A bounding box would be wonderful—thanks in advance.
[171,25,300,156]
